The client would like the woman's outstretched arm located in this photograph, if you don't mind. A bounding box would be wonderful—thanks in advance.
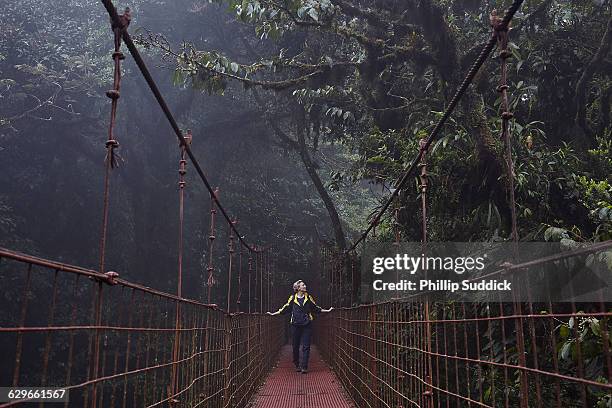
[309,295,333,313]
[267,294,293,315]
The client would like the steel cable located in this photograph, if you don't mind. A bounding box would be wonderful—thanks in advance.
[348,0,525,251]
[100,0,259,253]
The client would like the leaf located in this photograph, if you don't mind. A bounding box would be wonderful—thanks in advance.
[560,237,580,250]
[544,227,569,242]
[560,324,569,339]
[172,69,185,86]
[590,319,601,337]
[484,386,491,402]
[366,156,387,165]
[308,7,319,22]
[560,341,572,361]
[514,122,523,134]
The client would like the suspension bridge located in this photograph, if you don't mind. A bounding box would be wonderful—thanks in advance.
[1,0,611,407]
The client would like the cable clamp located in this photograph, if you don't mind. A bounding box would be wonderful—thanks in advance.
[105,139,119,148]
[105,90,120,100]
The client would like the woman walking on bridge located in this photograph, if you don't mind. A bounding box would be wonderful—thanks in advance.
[267,280,332,373]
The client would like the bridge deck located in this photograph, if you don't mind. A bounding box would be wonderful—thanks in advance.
[250,345,354,408]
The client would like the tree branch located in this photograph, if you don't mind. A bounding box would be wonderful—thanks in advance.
[574,14,612,142]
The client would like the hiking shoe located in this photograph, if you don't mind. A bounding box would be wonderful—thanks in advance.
[301,368,308,374]
[295,366,302,372]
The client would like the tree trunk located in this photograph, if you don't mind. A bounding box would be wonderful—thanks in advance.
[296,126,348,252]
[574,14,612,146]
[252,89,348,251]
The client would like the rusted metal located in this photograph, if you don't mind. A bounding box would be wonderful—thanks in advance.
[490,19,532,404]
[4,1,609,407]
[350,256,355,306]
[207,187,219,304]
[2,2,281,406]
[259,250,263,313]
[418,137,434,408]
[418,139,428,246]
[227,219,236,312]
[314,291,612,407]
[266,250,271,314]
[0,249,283,408]
[248,253,253,314]
[99,0,258,255]
[98,7,130,278]
[0,250,222,311]
[237,243,243,312]
[346,0,525,252]
[251,346,353,408]
[260,250,265,313]
[90,281,104,407]
[169,128,192,404]
[492,10,519,244]
[11,263,32,387]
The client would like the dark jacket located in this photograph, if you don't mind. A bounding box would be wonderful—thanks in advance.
[276,292,323,325]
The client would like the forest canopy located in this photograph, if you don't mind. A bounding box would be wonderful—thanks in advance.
[0,0,611,297]
[147,0,611,247]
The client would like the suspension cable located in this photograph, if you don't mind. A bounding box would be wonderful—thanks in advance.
[226,219,236,312]
[347,0,525,252]
[419,138,429,245]
[207,188,218,304]
[100,0,259,253]
[170,128,191,404]
[98,8,129,274]
[493,11,519,242]
[236,241,243,311]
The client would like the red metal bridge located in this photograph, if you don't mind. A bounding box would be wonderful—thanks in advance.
[2,244,612,407]
[1,0,611,407]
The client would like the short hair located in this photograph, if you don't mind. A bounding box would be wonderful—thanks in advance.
[293,280,304,292]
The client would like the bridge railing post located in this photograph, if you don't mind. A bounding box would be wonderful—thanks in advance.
[221,313,233,408]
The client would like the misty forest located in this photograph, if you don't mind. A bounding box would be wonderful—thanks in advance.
[0,0,611,407]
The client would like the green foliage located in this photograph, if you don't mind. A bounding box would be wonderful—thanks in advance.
[137,0,605,244]
[574,174,612,241]
[557,313,612,405]
[224,0,336,34]
[587,136,612,177]
[0,2,611,406]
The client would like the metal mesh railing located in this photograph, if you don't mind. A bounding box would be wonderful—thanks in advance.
[318,241,612,408]
[0,248,284,408]
[317,297,612,407]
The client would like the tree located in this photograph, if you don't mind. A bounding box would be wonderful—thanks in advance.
[149,0,610,243]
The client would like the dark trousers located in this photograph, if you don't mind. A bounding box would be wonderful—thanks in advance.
[292,323,312,369]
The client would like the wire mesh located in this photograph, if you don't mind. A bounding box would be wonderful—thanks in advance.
[0,248,284,408]
[317,297,612,407]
